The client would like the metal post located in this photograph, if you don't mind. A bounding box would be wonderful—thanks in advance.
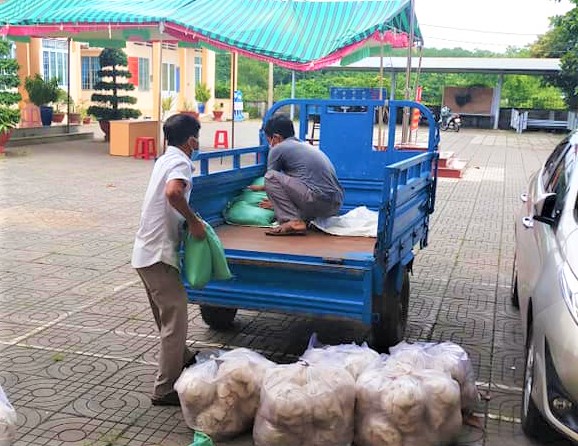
[267,62,274,110]
[401,0,415,144]
[493,74,503,130]
[378,42,384,150]
[158,37,164,155]
[66,38,71,134]
[290,70,296,120]
[230,51,237,149]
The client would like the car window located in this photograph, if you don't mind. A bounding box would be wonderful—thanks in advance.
[542,137,570,188]
[545,141,577,217]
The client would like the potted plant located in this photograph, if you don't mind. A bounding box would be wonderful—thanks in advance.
[195,82,211,114]
[52,89,68,123]
[161,95,175,121]
[77,100,91,124]
[212,102,224,121]
[87,48,141,141]
[67,98,82,125]
[179,100,199,119]
[24,74,59,126]
[0,40,21,153]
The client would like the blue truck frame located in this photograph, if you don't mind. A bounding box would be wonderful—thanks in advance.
[186,98,440,350]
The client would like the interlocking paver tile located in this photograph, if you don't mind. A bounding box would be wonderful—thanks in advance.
[0,128,571,445]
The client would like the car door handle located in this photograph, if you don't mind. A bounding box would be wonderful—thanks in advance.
[520,193,528,203]
[522,216,534,229]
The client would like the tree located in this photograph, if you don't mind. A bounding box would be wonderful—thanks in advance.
[531,4,578,108]
[0,40,21,145]
[87,48,141,122]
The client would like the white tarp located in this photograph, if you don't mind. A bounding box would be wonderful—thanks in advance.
[313,206,378,238]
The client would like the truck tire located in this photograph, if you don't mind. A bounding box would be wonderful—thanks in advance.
[200,305,237,329]
[370,267,410,352]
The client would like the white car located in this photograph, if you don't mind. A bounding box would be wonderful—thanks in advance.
[512,130,578,441]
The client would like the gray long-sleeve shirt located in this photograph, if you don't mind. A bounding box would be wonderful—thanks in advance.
[267,137,344,203]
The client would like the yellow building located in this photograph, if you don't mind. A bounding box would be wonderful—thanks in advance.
[14,38,217,121]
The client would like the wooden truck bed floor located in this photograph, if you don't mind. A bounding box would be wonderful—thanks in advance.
[216,224,376,260]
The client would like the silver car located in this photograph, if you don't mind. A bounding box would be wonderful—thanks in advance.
[512,130,578,441]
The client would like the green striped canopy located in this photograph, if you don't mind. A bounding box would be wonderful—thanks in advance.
[0,0,421,71]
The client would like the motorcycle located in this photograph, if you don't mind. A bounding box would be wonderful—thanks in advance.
[438,106,462,132]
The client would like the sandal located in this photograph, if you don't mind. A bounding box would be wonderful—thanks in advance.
[265,223,307,236]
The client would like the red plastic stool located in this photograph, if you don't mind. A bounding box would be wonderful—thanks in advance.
[213,130,229,149]
[134,137,156,160]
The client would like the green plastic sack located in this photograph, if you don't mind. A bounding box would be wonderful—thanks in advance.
[251,176,265,187]
[224,200,275,227]
[189,431,215,446]
[205,224,233,281]
[239,189,267,206]
[184,222,232,288]
[184,234,212,289]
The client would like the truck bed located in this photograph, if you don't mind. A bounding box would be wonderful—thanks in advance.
[216,224,376,260]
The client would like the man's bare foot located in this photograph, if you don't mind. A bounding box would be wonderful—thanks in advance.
[265,220,307,236]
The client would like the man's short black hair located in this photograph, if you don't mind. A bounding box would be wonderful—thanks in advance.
[163,113,201,147]
[263,114,295,139]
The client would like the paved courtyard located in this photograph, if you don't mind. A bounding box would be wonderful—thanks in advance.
[0,122,574,445]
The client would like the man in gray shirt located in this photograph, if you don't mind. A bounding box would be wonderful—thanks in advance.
[250,114,344,235]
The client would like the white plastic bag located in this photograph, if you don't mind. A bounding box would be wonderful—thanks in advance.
[0,385,16,446]
[253,361,355,446]
[389,341,479,410]
[312,206,378,237]
[174,348,275,440]
[299,333,380,380]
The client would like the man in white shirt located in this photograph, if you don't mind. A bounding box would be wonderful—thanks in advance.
[132,113,206,406]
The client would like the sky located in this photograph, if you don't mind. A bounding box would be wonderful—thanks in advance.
[414,0,575,52]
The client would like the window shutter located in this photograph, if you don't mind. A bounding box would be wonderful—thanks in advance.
[176,67,181,93]
[128,57,139,86]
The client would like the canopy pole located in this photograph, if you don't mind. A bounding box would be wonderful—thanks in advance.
[290,70,295,120]
[267,62,273,110]
[401,0,416,144]
[230,51,237,149]
[66,37,71,134]
[377,42,384,150]
[158,36,164,156]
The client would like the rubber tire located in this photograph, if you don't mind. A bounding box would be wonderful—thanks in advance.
[370,268,410,353]
[511,255,520,308]
[521,324,555,440]
[200,305,237,330]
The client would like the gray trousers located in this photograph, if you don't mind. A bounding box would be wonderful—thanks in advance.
[136,262,195,398]
[264,170,341,223]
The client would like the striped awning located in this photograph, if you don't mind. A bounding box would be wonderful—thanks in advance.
[0,0,421,71]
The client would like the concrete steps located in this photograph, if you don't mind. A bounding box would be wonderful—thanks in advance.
[7,125,94,147]
[395,144,466,179]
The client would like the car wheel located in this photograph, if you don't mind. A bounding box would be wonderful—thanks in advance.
[521,324,553,440]
[200,305,237,329]
[511,255,520,308]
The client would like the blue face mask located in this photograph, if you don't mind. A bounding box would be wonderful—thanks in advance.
[191,149,200,161]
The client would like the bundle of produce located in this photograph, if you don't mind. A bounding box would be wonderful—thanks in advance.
[253,361,355,446]
[299,333,380,380]
[0,385,16,445]
[174,348,275,440]
[355,358,462,446]
[390,341,479,410]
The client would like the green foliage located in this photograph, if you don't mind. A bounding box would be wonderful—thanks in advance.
[88,48,141,121]
[195,82,211,103]
[24,74,59,107]
[162,95,175,112]
[531,5,578,108]
[0,41,21,132]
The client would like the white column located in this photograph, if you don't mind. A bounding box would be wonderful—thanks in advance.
[493,74,503,130]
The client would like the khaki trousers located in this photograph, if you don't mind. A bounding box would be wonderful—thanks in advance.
[136,262,195,398]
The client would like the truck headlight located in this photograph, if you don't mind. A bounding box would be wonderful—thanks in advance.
[560,264,578,323]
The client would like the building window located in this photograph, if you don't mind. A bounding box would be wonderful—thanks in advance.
[194,55,202,86]
[162,62,179,93]
[138,58,150,92]
[42,39,68,87]
[81,56,100,90]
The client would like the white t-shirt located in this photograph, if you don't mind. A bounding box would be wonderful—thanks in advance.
[131,146,195,269]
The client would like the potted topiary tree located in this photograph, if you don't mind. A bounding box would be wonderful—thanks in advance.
[24,74,59,126]
[87,48,141,141]
[212,102,224,121]
[179,100,199,119]
[195,82,211,114]
[52,88,68,123]
[0,40,21,153]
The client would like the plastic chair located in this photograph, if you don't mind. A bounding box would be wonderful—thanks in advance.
[213,130,229,149]
[134,136,156,160]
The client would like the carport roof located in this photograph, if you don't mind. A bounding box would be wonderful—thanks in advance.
[330,57,561,75]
